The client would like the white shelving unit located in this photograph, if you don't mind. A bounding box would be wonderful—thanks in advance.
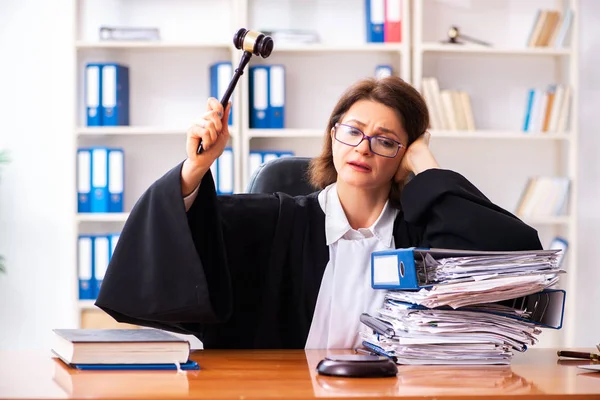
[72,0,579,343]
[413,0,579,348]
[73,0,242,323]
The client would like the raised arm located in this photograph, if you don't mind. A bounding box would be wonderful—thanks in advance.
[95,99,281,346]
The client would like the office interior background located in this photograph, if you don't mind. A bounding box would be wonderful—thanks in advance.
[0,0,597,351]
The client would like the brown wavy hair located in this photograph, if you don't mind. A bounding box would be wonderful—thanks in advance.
[307,76,429,206]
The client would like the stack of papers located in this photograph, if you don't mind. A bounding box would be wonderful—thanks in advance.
[402,250,563,309]
[361,249,565,365]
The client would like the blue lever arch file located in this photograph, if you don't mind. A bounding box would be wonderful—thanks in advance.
[365,0,385,42]
[77,148,92,213]
[90,147,109,213]
[78,235,95,300]
[107,148,124,212]
[249,66,270,128]
[101,63,130,126]
[85,64,102,126]
[268,65,285,129]
[210,62,233,126]
[371,247,561,290]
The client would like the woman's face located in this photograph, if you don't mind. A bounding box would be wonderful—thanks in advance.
[332,99,408,192]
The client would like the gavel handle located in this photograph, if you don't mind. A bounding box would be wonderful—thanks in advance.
[197,51,253,155]
[461,34,492,47]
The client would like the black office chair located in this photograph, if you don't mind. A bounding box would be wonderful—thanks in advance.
[246,156,317,196]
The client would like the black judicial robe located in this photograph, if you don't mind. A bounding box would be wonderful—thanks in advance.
[95,162,543,349]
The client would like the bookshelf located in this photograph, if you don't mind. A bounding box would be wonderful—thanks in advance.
[73,0,241,329]
[413,0,578,348]
[72,0,579,347]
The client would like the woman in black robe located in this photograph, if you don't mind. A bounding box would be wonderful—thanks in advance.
[95,76,542,349]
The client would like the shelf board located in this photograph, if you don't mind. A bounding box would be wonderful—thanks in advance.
[79,300,97,310]
[247,129,324,138]
[77,126,187,136]
[75,41,231,50]
[420,42,571,56]
[430,130,571,140]
[77,213,129,223]
[522,216,571,225]
[274,43,403,53]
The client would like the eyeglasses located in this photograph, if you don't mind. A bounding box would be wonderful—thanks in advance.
[333,123,405,158]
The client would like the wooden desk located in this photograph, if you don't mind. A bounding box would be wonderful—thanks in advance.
[1,348,600,399]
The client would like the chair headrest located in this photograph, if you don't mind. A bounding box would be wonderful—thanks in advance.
[246,156,317,196]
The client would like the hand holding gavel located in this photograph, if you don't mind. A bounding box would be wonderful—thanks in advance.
[181,29,273,197]
[196,28,273,155]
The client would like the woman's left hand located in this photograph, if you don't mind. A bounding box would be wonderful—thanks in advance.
[395,131,440,183]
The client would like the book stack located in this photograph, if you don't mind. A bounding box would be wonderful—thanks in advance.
[360,248,566,365]
[515,176,570,218]
[51,328,198,370]
[421,77,475,131]
[526,9,573,48]
[522,84,571,133]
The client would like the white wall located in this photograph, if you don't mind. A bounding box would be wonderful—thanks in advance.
[574,0,600,347]
[0,0,598,351]
[0,0,77,350]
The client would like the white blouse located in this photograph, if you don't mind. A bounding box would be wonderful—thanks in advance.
[184,181,398,350]
[305,183,398,349]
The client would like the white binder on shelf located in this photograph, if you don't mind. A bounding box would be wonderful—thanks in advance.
[217,148,234,195]
[109,233,120,260]
[375,65,393,79]
[93,235,110,299]
[210,62,233,126]
[108,148,124,213]
[77,148,92,213]
[268,65,285,129]
[85,64,102,126]
[249,66,269,129]
[78,236,94,300]
[91,147,109,213]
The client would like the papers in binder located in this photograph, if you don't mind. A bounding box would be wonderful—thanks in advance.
[371,248,564,309]
[361,247,567,365]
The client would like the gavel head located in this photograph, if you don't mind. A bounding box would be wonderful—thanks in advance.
[233,28,273,58]
[447,26,460,40]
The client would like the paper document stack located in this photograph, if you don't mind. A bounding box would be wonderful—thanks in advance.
[360,248,566,365]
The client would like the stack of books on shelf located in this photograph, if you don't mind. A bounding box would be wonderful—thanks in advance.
[522,84,571,134]
[260,29,320,45]
[360,247,565,365]
[420,77,475,131]
[515,176,570,219]
[527,8,573,48]
[99,26,160,42]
